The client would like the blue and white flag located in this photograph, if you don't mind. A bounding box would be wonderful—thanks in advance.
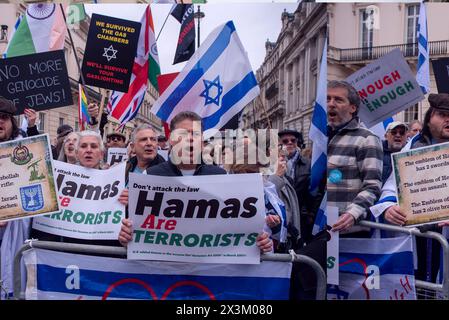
[312,192,327,236]
[151,21,259,137]
[23,248,291,300]
[369,133,421,218]
[309,41,327,235]
[309,41,327,196]
[417,1,430,94]
[327,236,416,300]
[263,180,287,243]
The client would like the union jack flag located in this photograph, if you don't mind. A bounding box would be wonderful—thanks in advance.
[107,5,160,127]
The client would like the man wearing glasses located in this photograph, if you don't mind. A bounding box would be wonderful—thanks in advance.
[278,129,316,242]
[381,121,408,185]
[106,132,127,149]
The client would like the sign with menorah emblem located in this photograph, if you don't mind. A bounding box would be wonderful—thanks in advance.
[0,134,59,222]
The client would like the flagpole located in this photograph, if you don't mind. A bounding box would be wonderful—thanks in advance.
[156,5,173,42]
[59,4,91,102]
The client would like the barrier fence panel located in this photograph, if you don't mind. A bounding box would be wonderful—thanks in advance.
[358,220,449,300]
[12,240,326,301]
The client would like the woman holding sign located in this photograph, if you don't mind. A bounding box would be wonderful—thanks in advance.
[30,130,123,249]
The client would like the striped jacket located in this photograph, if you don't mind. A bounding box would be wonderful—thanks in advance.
[328,117,383,233]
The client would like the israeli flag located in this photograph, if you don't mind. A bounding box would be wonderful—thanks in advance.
[312,192,327,236]
[309,41,327,196]
[151,21,259,138]
[309,41,327,235]
[327,236,416,300]
[417,1,430,94]
[370,133,420,218]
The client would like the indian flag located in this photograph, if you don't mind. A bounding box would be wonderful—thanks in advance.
[148,6,161,91]
[6,3,66,58]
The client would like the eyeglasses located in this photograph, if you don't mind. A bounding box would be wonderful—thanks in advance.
[389,130,406,136]
[282,138,297,144]
[108,136,125,142]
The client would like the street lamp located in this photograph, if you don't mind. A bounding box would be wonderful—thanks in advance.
[194,5,205,49]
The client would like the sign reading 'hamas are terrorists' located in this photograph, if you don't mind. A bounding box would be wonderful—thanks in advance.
[0,50,73,114]
[81,14,141,92]
[392,142,449,227]
[345,48,424,128]
[0,134,59,222]
[32,161,126,240]
[128,173,265,264]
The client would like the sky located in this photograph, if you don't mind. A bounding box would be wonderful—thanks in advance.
[85,2,299,74]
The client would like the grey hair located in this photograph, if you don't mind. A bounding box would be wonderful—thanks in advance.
[328,80,361,114]
[75,130,105,153]
[408,119,423,128]
[130,124,156,143]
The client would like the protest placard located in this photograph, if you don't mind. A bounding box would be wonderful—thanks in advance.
[392,142,449,226]
[128,173,265,264]
[345,49,424,128]
[107,148,128,166]
[32,161,126,240]
[0,50,73,114]
[81,14,141,92]
[0,134,59,222]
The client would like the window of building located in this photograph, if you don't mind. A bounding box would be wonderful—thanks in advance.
[406,4,420,56]
[1,25,8,41]
[404,104,419,123]
[38,113,45,132]
[59,117,64,127]
[74,121,79,132]
[359,8,374,59]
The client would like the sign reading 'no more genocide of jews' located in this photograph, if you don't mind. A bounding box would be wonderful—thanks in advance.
[0,50,73,114]
[81,14,141,92]
[345,49,424,128]
[392,142,449,227]
[128,173,266,264]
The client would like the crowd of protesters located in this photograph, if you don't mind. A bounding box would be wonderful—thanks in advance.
[326,80,449,290]
[0,95,328,300]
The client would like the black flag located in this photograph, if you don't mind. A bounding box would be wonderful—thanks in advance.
[432,58,449,94]
[171,4,195,65]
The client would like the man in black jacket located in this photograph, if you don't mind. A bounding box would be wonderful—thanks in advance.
[278,129,318,242]
[118,124,166,208]
[381,121,407,185]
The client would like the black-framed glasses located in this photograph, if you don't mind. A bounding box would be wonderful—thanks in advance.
[282,138,297,144]
[108,136,125,142]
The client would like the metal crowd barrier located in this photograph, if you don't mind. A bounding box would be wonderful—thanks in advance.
[359,220,449,300]
[12,240,326,300]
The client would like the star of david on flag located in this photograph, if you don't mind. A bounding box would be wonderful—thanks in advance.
[200,76,223,107]
[151,21,260,138]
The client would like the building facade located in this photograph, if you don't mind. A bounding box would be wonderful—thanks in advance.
[328,2,449,125]
[0,3,162,146]
[241,2,327,147]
